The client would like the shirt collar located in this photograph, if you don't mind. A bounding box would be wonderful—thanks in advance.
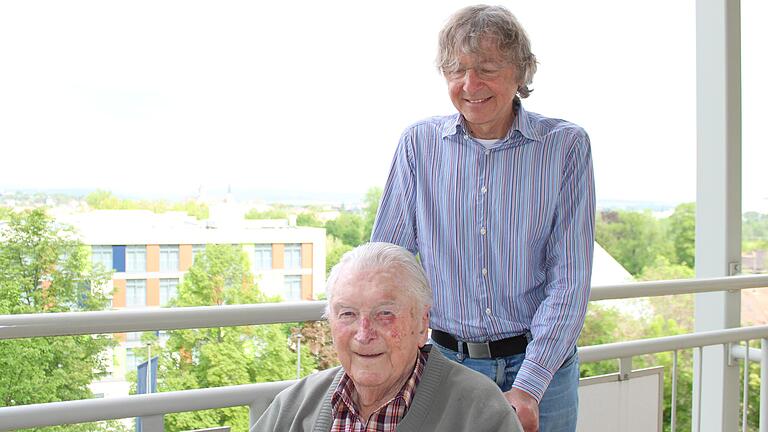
[441,99,539,144]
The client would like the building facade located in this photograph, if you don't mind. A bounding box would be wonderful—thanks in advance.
[55,209,326,398]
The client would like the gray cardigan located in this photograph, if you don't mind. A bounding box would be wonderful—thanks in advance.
[253,345,522,431]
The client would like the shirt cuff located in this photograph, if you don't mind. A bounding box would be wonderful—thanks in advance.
[512,358,554,403]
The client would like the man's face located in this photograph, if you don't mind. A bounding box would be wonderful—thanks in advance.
[329,269,429,396]
[445,41,521,139]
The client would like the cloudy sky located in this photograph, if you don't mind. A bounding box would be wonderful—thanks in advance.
[1,1,766,210]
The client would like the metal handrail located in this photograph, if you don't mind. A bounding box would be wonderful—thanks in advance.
[590,274,768,300]
[0,381,294,430]
[579,324,768,363]
[0,301,327,340]
[2,275,767,340]
[1,274,767,431]
[1,325,765,430]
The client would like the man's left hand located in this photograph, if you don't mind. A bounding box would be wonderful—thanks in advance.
[504,387,539,432]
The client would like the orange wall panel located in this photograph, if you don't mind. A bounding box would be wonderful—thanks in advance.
[147,245,160,272]
[301,275,313,300]
[112,279,126,308]
[147,278,160,306]
[301,243,313,269]
[179,244,193,271]
[272,243,285,269]
[115,333,126,343]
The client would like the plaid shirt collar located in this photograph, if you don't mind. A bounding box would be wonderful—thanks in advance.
[330,349,428,432]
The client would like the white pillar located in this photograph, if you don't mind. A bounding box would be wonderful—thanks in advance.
[694,1,742,431]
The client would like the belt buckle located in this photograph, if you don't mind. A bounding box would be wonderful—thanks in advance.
[466,341,492,359]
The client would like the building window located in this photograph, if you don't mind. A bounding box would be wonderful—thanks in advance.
[126,279,146,307]
[192,244,205,262]
[159,245,180,271]
[284,244,301,269]
[254,244,272,271]
[158,330,171,346]
[284,275,302,301]
[91,245,113,271]
[159,278,179,306]
[125,348,138,373]
[126,246,146,273]
[126,332,142,344]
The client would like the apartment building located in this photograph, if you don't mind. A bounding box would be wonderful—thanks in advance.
[55,209,326,398]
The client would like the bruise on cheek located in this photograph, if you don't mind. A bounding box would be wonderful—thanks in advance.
[386,318,405,345]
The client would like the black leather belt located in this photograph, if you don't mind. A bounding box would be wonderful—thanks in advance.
[431,329,528,359]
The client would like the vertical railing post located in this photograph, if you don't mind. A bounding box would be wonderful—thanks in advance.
[139,415,164,432]
[743,340,750,432]
[760,338,767,432]
[671,350,678,432]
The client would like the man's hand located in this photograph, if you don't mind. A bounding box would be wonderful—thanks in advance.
[504,387,539,432]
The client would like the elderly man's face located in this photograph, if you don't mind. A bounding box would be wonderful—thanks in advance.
[445,40,521,139]
[329,269,429,396]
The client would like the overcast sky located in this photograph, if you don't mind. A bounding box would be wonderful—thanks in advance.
[1,1,766,211]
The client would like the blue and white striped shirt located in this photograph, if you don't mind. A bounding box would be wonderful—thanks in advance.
[371,103,595,401]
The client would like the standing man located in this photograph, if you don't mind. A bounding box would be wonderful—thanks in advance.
[371,5,595,432]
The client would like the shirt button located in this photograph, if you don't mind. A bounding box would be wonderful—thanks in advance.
[484,150,490,156]
[480,227,486,235]
[464,134,470,140]
[481,186,487,194]
[482,268,488,276]
[485,308,492,315]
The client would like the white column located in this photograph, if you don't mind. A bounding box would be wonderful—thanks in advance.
[694,1,742,431]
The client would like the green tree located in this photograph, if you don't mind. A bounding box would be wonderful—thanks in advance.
[244,208,288,220]
[85,189,124,210]
[596,210,671,276]
[174,200,210,220]
[743,211,768,255]
[637,256,694,282]
[361,187,382,241]
[325,235,353,275]
[743,211,768,242]
[144,245,317,431]
[0,210,118,431]
[665,202,695,268]
[325,212,364,247]
[85,190,209,220]
[296,212,324,228]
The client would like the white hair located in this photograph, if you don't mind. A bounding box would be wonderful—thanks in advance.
[324,242,433,318]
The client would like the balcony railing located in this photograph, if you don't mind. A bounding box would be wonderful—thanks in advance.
[1,275,767,432]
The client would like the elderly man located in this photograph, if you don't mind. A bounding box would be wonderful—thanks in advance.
[254,242,522,431]
[372,5,595,432]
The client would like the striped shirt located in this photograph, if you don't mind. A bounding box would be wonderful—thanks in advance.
[330,350,427,432]
[371,103,595,402]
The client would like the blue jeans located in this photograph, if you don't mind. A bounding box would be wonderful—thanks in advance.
[432,340,579,432]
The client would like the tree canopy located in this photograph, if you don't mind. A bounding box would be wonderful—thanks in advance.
[596,203,695,279]
[0,209,118,431]
[137,244,319,431]
[85,189,209,220]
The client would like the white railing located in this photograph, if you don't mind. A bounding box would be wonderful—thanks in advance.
[1,275,767,432]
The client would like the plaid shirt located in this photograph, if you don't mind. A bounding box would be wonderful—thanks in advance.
[330,351,428,432]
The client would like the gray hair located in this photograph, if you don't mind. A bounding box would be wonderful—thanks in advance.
[324,242,433,317]
[437,4,538,98]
